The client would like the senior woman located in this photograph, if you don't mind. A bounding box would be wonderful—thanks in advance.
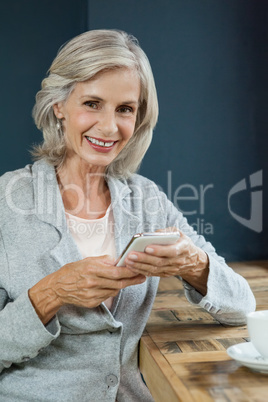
[0,30,255,401]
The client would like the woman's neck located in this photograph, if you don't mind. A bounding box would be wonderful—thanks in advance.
[56,159,111,219]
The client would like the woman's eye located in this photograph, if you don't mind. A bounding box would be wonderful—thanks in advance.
[84,101,98,109]
[118,106,133,113]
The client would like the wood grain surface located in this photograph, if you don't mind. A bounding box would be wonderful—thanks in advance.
[140,261,268,402]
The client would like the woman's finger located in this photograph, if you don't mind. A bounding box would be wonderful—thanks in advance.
[78,256,146,280]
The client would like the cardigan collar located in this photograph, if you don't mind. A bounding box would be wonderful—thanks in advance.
[31,159,140,251]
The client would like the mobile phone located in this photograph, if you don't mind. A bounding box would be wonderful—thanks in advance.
[116,232,180,267]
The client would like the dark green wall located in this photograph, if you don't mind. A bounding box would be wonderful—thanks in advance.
[0,0,87,171]
[1,0,267,261]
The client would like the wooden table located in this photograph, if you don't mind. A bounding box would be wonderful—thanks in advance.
[140,261,268,402]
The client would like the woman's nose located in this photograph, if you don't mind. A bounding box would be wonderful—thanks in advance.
[96,111,117,137]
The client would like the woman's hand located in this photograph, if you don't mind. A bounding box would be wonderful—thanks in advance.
[28,255,146,324]
[124,228,209,296]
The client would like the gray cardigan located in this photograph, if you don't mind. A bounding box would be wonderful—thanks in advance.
[0,160,255,401]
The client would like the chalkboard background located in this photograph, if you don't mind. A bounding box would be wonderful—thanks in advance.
[0,0,267,261]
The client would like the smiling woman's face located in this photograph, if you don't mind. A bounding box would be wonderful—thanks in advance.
[53,68,140,172]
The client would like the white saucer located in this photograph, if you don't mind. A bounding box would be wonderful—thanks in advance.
[227,342,268,374]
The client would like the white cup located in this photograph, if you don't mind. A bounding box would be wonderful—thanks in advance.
[247,310,268,359]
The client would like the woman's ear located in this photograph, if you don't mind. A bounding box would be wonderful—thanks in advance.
[53,103,64,119]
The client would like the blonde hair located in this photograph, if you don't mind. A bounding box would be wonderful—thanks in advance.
[32,29,158,178]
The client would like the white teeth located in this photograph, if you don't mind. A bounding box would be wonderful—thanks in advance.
[86,137,114,147]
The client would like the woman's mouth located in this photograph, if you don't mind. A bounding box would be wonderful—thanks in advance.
[85,136,117,153]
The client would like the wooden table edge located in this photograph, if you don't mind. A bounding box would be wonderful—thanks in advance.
[140,334,194,402]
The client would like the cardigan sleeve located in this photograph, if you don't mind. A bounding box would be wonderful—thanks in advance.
[161,191,256,325]
[0,228,61,374]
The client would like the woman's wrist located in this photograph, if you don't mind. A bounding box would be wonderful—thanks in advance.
[180,250,209,296]
[28,273,62,325]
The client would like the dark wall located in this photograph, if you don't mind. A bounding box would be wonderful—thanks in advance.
[0,0,87,172]
[0,0,267,261]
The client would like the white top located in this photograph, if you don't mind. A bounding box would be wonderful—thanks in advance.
[65,205,116,310]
